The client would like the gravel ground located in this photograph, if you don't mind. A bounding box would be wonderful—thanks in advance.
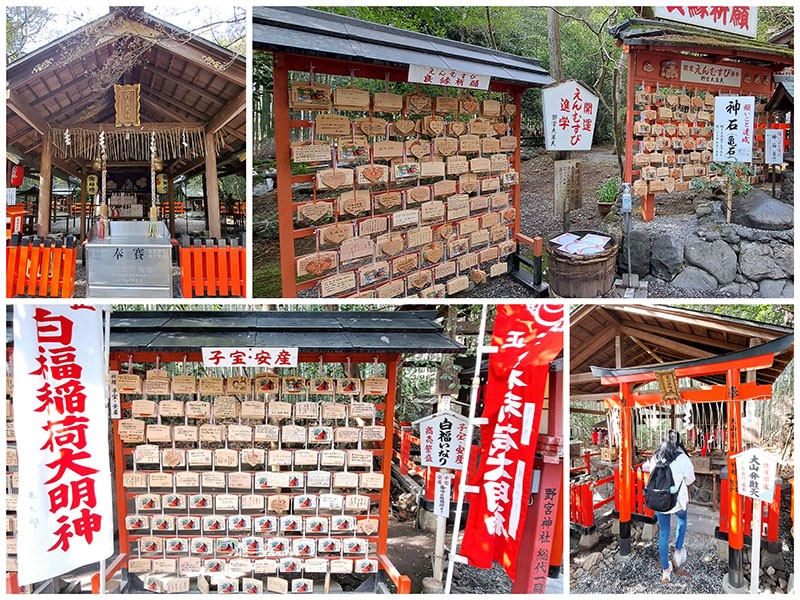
[452,560,512,594]
[571,522,725,594]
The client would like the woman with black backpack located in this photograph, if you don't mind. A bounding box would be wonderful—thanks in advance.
[644,429,696,583]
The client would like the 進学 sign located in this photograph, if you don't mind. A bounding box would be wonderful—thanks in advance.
[735,448,778,503]
[713,96,755,163]
[654,6,758,38]
[414,410,469,470]
[542,80,599,151]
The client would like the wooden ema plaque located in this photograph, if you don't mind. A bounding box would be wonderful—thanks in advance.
[282,71,521,298]
[112,362,396,590]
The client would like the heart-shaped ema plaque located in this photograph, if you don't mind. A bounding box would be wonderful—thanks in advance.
[435,138,458,157]
[376,192,402,209]
[460,97,479,114]
[380,238,404,256]
[358,118,388,137]
[459,174,478,195]
[664,177,676,193]
[324,224,351,245]
[341,193,368,216]
[436,224,455,240]
[409,272,430,289]
[643,139,657,153]
[408,140,430,160]
[319,170,348,191]
[358,519,379,536]
[407,186,430,204]
[470,269,487,285]
[304,255,334,276]
[422,244,444,264]
[409,94,431,111]
[449,121,467,137]
[427,118,445,137]
[502,208,516,222]
[394,256,417,274]
[300,202,330,223]
[492,122,508,136]
[361,165,385,184]
[242,450,263,467]
[503,104,517,117]
[393,119,416,137]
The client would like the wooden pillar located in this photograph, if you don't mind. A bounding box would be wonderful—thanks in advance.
[726,367,745,589]
[167,175,176,237]
[204,133,221,238]
[79,171,88,242]
[38,135,53,236]
[201,174,209,231]
[378,355,401,556]
[618,382,633,556]
[511,89,523,238]
[273,51,297,297]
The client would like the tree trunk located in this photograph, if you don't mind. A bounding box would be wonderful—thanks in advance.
[612,59,625,179]
[547,8,564,81]
[485,7,498,50]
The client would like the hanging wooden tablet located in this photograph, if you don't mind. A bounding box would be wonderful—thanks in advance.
[481,99,501,117]
[290,82,331,110]
[358,261,390,288]
[292,142,333,163]
[405,93,432,115]
[316,168,353,191]
[407,139,430,160]
[449,121,467,137]
[315,114,351,137]
[393,118,416,137]
[373,92,403,113]
[333,87,371,111]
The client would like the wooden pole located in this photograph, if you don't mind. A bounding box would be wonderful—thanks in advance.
[726,367,744,589]
[204,133,221,238]
[750,499,762,594]
[167,175,176,236]
[272,51,297,297]
[618,382,633,555]
[38,135,53,236]
[79,171,88,242]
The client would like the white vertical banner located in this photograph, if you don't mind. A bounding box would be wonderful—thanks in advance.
[765,129,785,165]
[13,305,114,585]
[541,80,599,151]
[713,96,755,163]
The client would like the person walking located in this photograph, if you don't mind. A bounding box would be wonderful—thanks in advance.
[644,429,696,583]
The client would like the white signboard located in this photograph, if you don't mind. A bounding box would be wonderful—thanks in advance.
[680,59,742,88]
[654,6,758,38]
[433,472,452,518]
[414,410,469,470]
[13,305,114,585]
[765,129,785,165]
[735,448,778,503]
[713,96,755,163]
[408,64,490,90]
[201,347,298,368]
[542,80,599,151]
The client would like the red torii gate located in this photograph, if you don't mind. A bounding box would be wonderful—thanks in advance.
[590,334,793,590]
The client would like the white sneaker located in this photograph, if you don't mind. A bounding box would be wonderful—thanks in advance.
[662,568,671,583]
[673,547,687,567]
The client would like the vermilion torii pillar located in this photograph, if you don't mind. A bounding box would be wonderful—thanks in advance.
[590,334,792,590]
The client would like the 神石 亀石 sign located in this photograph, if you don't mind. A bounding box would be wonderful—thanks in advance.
[765,129,785,165]
[654,6,758,38]
[413,410,469,470]
[713,96,754,163]
[201,347,298,368]
[542,80,599,151]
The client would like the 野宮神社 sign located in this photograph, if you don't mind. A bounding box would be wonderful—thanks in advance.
[414,410,469,470]
[201,347,299,368]
[735,448,779,503]
[13,305,114,585]
[542,80,599,151]
[765,129,785,165]
[713,96,755,163]
[407,64,491,90]
[654,6,758,38]
[680,59,742,88]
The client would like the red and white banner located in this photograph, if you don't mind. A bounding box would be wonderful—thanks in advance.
[13,305,114,584]
[461,304,564,580]
[654,6,758,38]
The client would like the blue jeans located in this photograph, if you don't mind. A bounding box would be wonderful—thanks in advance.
[656,510,687,570]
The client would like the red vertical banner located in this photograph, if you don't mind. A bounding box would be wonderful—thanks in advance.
[461,304,564,580]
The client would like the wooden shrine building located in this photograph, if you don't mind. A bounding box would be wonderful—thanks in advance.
[6,6,246,239]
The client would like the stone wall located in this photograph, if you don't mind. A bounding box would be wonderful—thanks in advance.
[613,189,793,298]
